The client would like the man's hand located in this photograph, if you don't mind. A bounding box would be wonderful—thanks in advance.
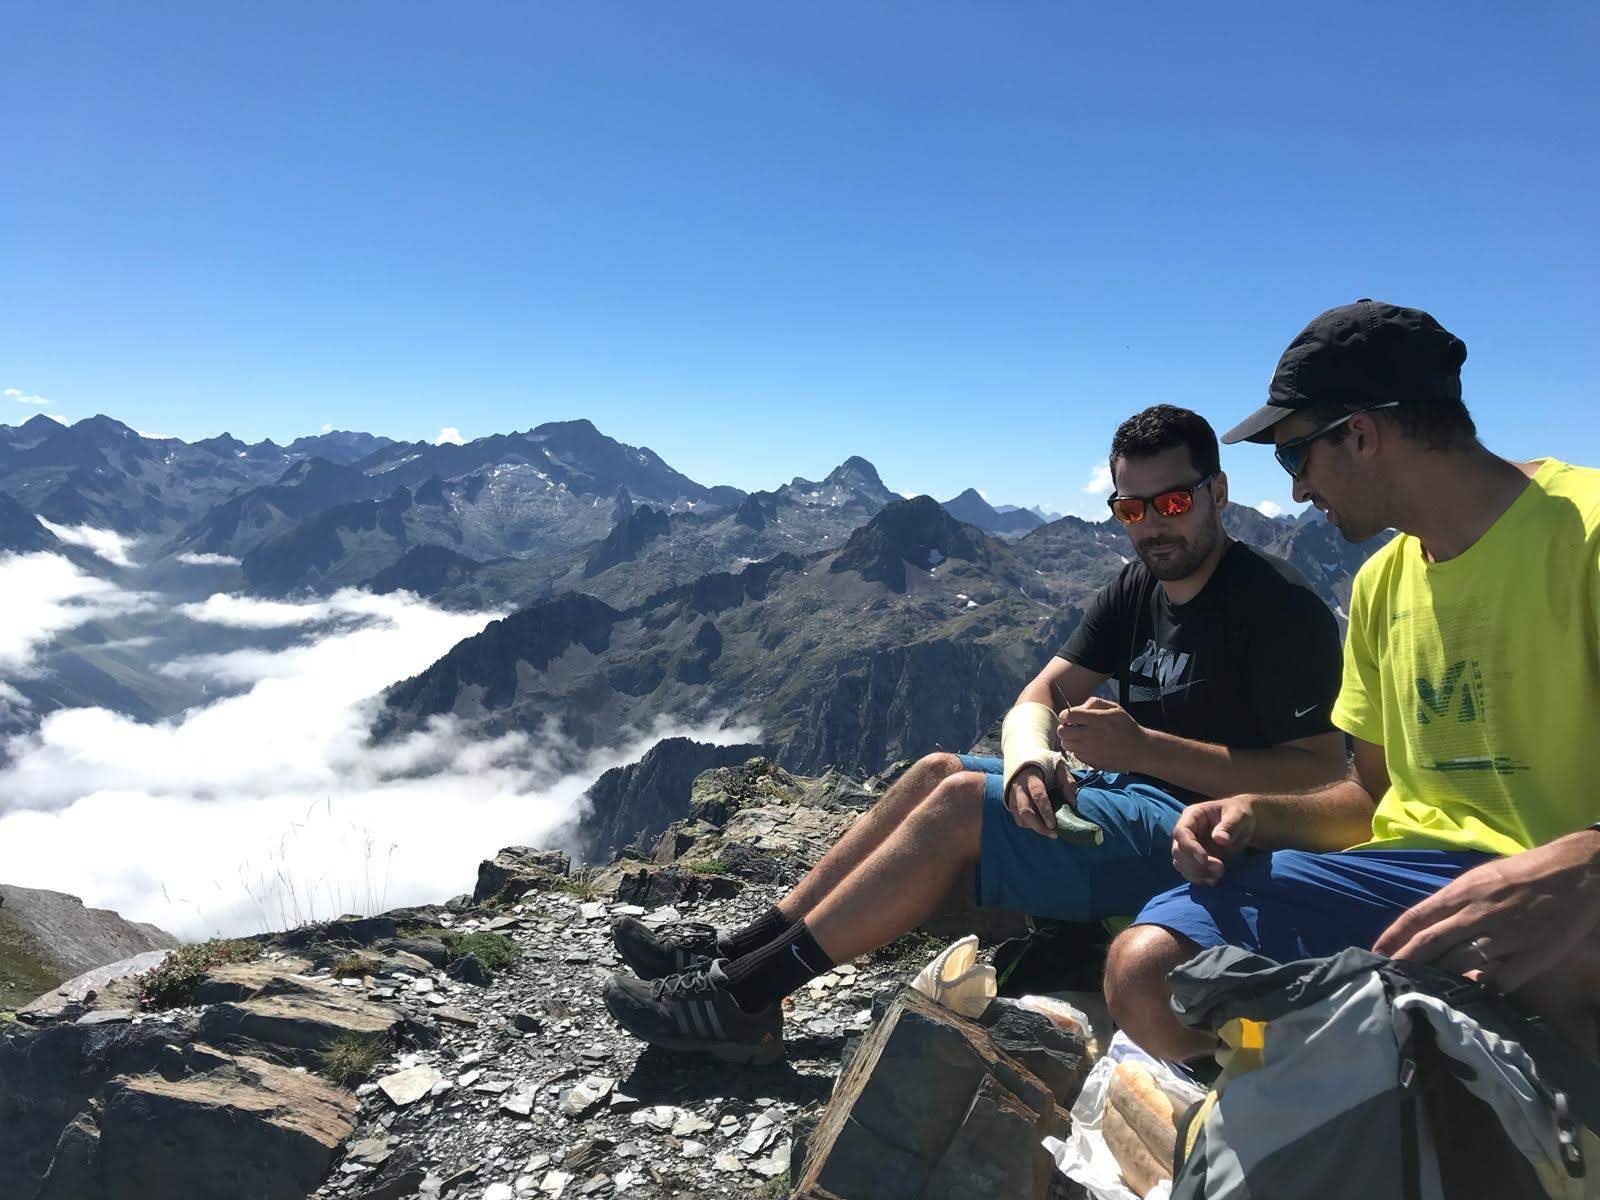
[1005,763,1077,840]
[1171,796,1257,885]
[1372,829,1600,994]
[1056,697,1148,772]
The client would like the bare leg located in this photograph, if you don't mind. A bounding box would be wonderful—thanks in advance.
[805,770,987,963]
[1105,924,1218,1061]
[775,751,965,922]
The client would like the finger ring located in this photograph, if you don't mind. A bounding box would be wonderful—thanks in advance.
[1468,935,1493,965]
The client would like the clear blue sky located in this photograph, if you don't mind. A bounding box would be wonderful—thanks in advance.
[3,2,1595,517]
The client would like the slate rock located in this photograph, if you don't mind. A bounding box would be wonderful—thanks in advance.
[446,953,492,986]
[96,1047,356,1199]
[792,987,1062,1200]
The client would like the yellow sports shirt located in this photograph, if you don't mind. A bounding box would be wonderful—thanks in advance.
[1334,458,1600,856]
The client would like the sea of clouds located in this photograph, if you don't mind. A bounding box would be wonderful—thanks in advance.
[0,536,757,939]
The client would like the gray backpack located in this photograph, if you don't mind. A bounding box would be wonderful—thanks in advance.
[1165,946,1600,1199]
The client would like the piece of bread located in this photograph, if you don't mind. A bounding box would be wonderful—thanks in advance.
[1109,1062,1176,1156]
[1103,1097,1171,1195]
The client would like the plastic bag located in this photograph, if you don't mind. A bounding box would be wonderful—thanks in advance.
[909,934,996,1019]
[1043,1031,1206,1200]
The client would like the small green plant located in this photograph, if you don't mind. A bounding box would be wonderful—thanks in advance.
[681,859,727,876]
[441,931,518,972]
[135,939,263,1011]
[317,1034,387,1087]
[761,1175,791,1198]
[0,1010,17,1024]
[549,876,599,901]
[330,953,380,979]
[869,929,945,965]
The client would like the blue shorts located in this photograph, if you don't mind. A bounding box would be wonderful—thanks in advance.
[960,754,1189,921]
[1134,847,1496,962]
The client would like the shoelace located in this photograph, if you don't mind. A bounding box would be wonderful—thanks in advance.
[650,966,715,1001]
[658,923,716,950]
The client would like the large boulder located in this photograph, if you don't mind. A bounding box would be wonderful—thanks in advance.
[573,737,766,863]
[472,847,572,904]
[59,1047,356,1199]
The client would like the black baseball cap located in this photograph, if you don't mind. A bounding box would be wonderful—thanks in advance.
[1221,299,1468,445]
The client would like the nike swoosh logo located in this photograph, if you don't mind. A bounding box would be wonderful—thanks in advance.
[1295,704,1317,718]
[789,945,812,971]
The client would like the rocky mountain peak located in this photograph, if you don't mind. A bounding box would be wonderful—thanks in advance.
[194,432,249,458]
[72,414,142,445]
[824,455,886,491]
[940,488,1044,537]
[18,414,62,438]
[584,504,672,578]
[829,495,986,592]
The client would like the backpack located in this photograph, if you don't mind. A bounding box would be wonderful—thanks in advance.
[1165,946,1600,1200]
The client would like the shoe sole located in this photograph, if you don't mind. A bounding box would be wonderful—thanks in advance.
[603,992,785,1066]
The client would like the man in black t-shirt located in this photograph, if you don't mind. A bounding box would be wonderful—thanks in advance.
[603,406,1346,1064]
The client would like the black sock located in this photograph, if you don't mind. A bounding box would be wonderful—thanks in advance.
[723,921,835,1013]
[717,905,789,961]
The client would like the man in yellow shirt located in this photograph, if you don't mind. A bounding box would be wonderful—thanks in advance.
[1105,299,1600,1060]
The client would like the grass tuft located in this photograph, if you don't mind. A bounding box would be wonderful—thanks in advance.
[330,953,380,979]
[441,931,519,972]
[681,859,727,876]
[317,1034,387,1087]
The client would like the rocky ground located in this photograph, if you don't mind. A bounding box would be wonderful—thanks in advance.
[6,756,1042,1200]
[314,880,910,1199]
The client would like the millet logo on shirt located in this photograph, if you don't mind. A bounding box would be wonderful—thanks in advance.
[1416,659,1484,726]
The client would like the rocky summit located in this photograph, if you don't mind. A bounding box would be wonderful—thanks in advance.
[1,755,1083,1200]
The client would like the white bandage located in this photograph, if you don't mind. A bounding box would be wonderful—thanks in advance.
[1001,701,1064,799]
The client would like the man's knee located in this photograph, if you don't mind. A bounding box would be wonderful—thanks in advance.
[913,770,989,855]
[1105,924,1199,1054]
[917,751,966,784]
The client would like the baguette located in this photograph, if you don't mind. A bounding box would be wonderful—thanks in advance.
[1108,1061,1177,1162]
[1103,1097,1170,1195]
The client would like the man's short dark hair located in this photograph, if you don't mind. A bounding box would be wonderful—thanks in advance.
[1304,396,1478,452]
[1109,405,1221,483]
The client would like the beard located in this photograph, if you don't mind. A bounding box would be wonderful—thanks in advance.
[1133,521,1221,581]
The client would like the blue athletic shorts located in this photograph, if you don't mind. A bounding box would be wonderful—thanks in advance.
[959,754,1189,921]
[1134,847,1496,962]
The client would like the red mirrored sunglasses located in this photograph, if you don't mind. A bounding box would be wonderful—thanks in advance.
[1107,474,1216,524]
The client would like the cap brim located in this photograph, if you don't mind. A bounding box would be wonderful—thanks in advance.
[1220,404,1297,445]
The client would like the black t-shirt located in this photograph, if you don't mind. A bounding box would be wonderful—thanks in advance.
[1059,541,1342,751]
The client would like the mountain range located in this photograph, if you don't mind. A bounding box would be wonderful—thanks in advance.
[1,411,1378,768]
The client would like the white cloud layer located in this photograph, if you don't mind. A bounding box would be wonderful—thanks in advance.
[0,583,761,938]
[435,426,465,445]
[1083,463,1113,494]
[5,387,50,406]
[0,552,152,673]
[176,552,242,567]
[37,520,139,567]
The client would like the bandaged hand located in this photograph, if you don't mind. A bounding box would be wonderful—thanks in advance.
[1005,762,1078,840]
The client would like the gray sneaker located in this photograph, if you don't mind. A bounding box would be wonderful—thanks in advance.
[611,917,724,980]
[603,960,784,1065]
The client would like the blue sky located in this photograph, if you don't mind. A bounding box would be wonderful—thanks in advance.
[3,2,1595,518]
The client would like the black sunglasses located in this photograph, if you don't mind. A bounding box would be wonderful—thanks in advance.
[1274,401,1400,477]
[1108,474,1216,523]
